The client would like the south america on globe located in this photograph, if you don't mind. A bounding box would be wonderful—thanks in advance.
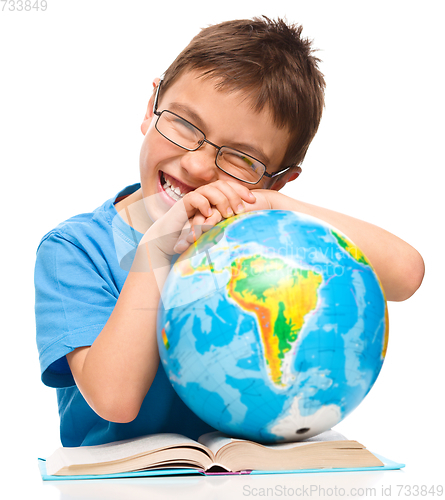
[157,210,388,443]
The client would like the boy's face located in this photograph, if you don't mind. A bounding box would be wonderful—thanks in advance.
[139,70,297,222]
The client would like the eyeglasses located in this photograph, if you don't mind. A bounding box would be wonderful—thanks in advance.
[152,80,301,185]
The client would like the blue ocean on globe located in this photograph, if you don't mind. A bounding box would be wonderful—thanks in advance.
[157,210,388,443]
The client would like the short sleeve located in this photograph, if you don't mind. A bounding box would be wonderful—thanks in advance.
[35,232,119,388]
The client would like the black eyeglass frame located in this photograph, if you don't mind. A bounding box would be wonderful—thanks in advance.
[152,80,301,185]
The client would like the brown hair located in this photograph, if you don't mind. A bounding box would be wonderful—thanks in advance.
[161,16,325,172]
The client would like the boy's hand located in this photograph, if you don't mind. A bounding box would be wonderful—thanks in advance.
[141,180,267,258]
[178,182,274,252]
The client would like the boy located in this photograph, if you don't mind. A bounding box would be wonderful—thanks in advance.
[35,17,424,447]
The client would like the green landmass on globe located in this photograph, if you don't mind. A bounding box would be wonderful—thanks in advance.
[228,255,322,387]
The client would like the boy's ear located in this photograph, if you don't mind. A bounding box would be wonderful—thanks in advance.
[269,170,301,191]
[141,78,161,135]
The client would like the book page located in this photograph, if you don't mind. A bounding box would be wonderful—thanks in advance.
[258,429,349,450]
[46,433,207,476]
[198,429,348,454]
[198,432,234,455]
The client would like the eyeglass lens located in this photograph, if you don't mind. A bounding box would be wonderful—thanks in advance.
[156,111,265,184]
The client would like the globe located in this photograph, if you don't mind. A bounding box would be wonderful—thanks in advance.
[157,210,388,443]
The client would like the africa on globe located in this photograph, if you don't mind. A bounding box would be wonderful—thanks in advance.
[157,210,388,443]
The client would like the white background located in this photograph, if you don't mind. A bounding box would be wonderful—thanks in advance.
[1,1,443,499]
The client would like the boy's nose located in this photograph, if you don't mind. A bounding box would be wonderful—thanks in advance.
[180,143,219,183]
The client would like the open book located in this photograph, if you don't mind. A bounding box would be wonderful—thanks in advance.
[45,430,387,477]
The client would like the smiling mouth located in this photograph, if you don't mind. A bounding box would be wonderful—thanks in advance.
[160,171,195,201]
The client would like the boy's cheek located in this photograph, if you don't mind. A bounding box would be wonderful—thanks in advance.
[139,133,162,173]
[139,130,181,169]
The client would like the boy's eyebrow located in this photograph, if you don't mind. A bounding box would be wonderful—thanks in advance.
[168,102,270,165]
[169,102,206,130]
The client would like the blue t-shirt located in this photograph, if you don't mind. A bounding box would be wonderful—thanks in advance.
[35,184,215,446]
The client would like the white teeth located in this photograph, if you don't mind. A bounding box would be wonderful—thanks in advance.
[161,172,185,201]
[167,187,182,201]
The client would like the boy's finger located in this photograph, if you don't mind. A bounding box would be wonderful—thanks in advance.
[193,183,246,217]
[182,191,214,219]
[173,239,190,254]
[225,180,257,203]
[215,181,256,214]
[184,225,199,243]
[188,213,206,241]
[203,208,223,227]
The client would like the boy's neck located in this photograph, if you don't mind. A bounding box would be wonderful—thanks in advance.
[114,188,153,235]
